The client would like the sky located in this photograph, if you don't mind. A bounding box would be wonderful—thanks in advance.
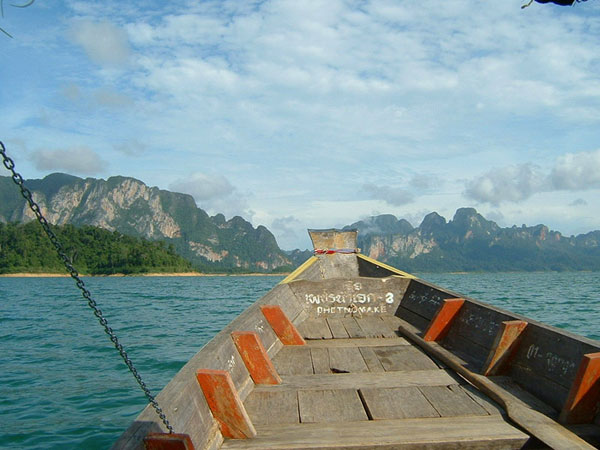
[1,0,600,250]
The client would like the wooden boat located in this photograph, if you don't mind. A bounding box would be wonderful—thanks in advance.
[114,229,600,450]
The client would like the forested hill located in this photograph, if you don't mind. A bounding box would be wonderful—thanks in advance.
[0,222,194,275]
[345,208,600,272]
[0,173,292,272]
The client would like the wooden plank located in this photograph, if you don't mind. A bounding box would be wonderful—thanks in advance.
[394,316,597,450]
[328,347,369,373]
[221,415,529,449]
[341,317,367,338]
[388,307,430,332]
[359,347,385,372]
[298,318,333,340]
[489,376,558,417]
[420,384,489,417]
[298,389,368,423]
[461,383,504,416]
[326,318,349,339]
[253,369,460,392]
[306,337,409,348]
[360,387,440,419]
[356,316,397,338]
[272,346,313,376]
[310,347,330,374]
[373,345,439,371]
[399,281,449,321]
[243,390,299,426]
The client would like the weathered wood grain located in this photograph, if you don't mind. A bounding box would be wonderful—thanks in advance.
[326,318,349,339]
[272,346,313,376]
[359,347,385,372]
[306,337,409,348]
[328,347,369,373]
[310,347,330,374]
[288,277,409,319]
[461,383,504,416]
[252,369,460,392]
[489,376,558,417]
[420,384,488,417]
[373,345,439,371]
[390,306,430,332]
[298,389,368,423]
[356,316,397,338]
[341,317,367,338]
[360,386,440,419]
[221,415,529,449]
[243,391,299,426]
[298,318,333,340]
[395,316,597,450]
[315,253,360,279]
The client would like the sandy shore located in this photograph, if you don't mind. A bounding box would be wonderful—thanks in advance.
[0,272,288,278]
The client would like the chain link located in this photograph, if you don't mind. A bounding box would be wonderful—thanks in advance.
[0,141,174,434]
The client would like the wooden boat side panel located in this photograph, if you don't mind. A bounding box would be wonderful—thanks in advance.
[356,255,405,278]
[114,283,305,450]
[506,325,600,412]
[288,277,410,319]
[396,278,600,420]
[315,253,360,279]
[290,257,323,282]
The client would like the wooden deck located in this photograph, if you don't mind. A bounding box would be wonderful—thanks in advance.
[115,235,600,450]
[223,317,529,449]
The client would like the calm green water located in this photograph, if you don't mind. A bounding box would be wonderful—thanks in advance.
[0,273,598,449]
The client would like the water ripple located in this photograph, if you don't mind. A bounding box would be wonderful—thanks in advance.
[1,273,598,448]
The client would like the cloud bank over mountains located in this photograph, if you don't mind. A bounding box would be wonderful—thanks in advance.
[2,0,600,248]
[465,149,600,205]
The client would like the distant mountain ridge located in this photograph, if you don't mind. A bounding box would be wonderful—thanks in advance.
[2,173,599,272]
[0,173,292,272]
[345,208,600,271]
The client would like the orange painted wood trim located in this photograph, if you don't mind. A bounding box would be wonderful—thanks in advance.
[231,331,281,385]
[423,298,465,342]
[482,320,528,376]
[144,433,195,450]
[559,352,600,424]
[260,305,306,345]
[195,369,256,439]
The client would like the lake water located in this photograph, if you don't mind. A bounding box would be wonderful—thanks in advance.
[0,272,598,449]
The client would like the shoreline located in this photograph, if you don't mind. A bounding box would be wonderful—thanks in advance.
[0,272,289,278]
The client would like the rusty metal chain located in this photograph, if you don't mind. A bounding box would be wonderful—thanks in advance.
[0,140,174,434]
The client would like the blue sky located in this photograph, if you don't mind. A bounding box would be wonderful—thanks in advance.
[2,0,600,250]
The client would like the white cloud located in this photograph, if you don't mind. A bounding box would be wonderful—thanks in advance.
[271,215,303,250]
[93,88,133,108]
[69,20,131,66]
[464,164,547,206]
[465,149,600,205]
[28,147,108,175]
[113,140,146,156]
[550,149,600,190]
[570,198,588,207]
[5,0,600,249]
[170,173,234,202]
[169,172,251,220]
[362,183,414,206]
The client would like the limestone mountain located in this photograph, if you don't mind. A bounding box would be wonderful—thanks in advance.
[0,173,291,272]
[346,208,600,271]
